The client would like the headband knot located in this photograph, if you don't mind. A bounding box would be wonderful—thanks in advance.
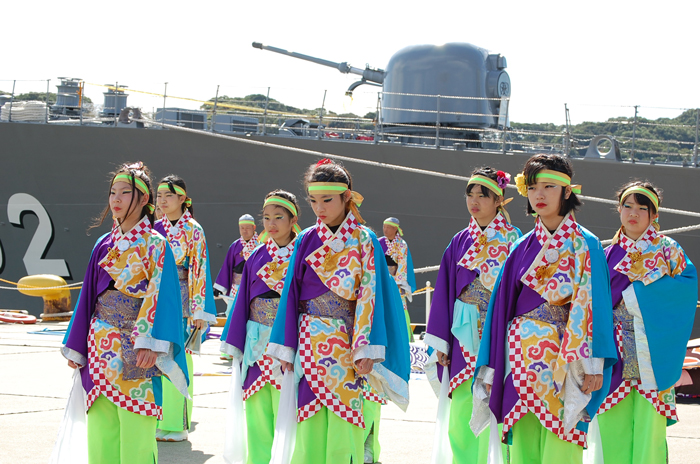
[316,158,333,166]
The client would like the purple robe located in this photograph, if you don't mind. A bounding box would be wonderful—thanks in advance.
[223,245,278,391]
[214,239,245,295]
[481,233,561,421]
[604,245,630,397]
[63,234,116,393]
[426,228,479,382]
[270,231,340,409]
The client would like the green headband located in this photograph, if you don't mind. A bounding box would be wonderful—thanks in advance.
[467,175,503,196]
[158,182,192,207]
[621,186,659,210]
[383,220,404,236]
[113,173,149,195]
[307,182,349,194]
[239,220,256,226]
[264,196,298,217]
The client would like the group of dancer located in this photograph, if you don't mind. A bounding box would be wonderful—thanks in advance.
[424,155,697,464]
[60,152,697,464]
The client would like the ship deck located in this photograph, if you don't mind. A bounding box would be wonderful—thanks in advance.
[1,321,699,463]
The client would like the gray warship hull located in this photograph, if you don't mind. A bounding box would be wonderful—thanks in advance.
[1,122,698,336]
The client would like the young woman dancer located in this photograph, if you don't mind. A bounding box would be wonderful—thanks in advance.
[425,167,520,464]
[592,181,697,463]
[154,175,217,441]
[472,154,617,464]
[267,158,410,464]
[62,162,188,464]
[379,217,417,342]
[220,189,301,464]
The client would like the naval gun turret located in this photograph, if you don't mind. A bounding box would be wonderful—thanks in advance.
[253,42,511,147]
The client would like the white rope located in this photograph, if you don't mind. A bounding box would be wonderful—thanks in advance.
[0,282,83,291]
[601,223,700,246]
[415,265,440,274]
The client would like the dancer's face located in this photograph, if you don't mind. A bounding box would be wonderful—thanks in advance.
[308,192,347,227]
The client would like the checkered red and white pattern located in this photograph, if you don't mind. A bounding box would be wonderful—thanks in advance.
[502,318,587,447]
[103,217,152,268]
[458,214,508,270]
[522,215,577,289]
[160,210,192,241]
[241,233,259,261]
[306,213,358,272]
[243,355,281,401]
[86,318,163,419]
[257,239,295,293]
[613,226,656,275]
[597,324,677,421]
[362,387,387,405]
[449,345,477,394]
[298,315,365,428]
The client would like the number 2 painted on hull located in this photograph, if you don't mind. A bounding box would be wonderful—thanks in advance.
[7,193,71,278]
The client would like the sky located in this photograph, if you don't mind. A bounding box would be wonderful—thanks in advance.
[3,0,699,125]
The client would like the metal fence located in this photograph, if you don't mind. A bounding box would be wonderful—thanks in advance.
[1,78,698,167]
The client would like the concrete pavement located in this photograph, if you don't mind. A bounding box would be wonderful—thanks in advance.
[1,321,698,463]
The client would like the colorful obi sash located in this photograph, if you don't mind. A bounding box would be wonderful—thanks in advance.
[95,290,158,381]
[177,264,190,317]
[613,301,640,381]
[457,276,490,337]
[249,297,279,327]
[522,301,570,342]
[299,291,356,337]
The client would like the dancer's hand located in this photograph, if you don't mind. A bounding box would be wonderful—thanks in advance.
[281,361,294,373]
[436,350,450,367]
[136,349,158,369]
[68,360,81,369]
[355,358,374,375]
[193,318,207,330]
[581,374,603,394]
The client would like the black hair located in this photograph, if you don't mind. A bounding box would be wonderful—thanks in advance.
[262,189,301,239]
[522,154,581,216]
[616,180,662,216]
[466,166,499,199]
[303,159,364,223]
[88,162,154,234]
[158,174,194,217]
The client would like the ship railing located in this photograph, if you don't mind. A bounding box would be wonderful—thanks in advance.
[1,79,698,166]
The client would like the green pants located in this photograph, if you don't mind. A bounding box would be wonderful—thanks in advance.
[292,405,364,464]
[511,412,582,464]
[87,394,158,464]
[158,352,193,431]
[245,383,281,464]
[597,388,667,464]
[450,379,490,464]
[363,399,382,462]
[402,296,415,342]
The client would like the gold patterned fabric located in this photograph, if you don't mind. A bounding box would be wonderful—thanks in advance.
[388,265,398,276]
[249,297,279,327]
[613,301,640,381]
[299,291,356,338]
[233,272,242,287]
[458,276,491,335]
[95,290,159,381]
[522,302,570,342]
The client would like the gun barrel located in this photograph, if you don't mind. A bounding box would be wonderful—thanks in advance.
[252,42,384,84]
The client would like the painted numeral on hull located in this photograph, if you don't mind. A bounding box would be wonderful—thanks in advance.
[7,193,70,277]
